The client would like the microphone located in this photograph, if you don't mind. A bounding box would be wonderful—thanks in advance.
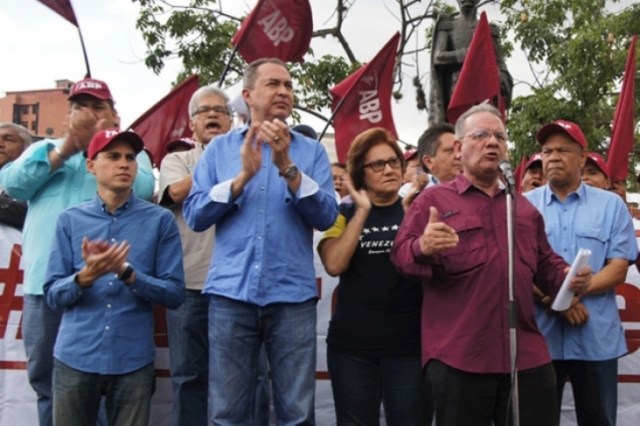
[498,160,516,188]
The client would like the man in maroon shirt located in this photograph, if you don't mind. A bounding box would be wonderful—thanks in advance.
[391,104,591,426]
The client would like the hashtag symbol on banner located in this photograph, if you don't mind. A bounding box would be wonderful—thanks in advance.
[0,244,24,340]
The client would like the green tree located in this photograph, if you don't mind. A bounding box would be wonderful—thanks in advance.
[500,0,640,181]
[132,0,451,123]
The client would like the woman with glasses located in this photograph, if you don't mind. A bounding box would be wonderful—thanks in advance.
[317,127,431,425]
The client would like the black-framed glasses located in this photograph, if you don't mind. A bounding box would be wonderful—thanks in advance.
[192,105,229,116]
[464,129,508,143]
[363,157,402,172]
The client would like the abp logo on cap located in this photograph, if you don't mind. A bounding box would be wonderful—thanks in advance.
[69,78,113,101]
[87,128,144,160]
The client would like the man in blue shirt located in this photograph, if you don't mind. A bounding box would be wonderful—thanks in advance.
[183,58,338,424]
[44,128,184,426]
[0,78,155,426]
[525,120,637,426]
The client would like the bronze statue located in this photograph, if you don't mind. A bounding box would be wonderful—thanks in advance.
[428,0,513,124]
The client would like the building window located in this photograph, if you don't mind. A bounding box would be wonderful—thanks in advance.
[21,105,29,115]
[31,121,38,133]
[20,121,28,129]
[32,104,39,114]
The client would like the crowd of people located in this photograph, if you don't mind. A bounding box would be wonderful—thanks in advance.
[0,57,636,426]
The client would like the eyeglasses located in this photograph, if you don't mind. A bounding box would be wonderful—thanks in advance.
[192,105,229,116]
[464,129,508,143]
[363,157,402,172]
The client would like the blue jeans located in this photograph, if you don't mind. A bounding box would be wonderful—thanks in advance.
[554,359,618,426]
[327,348,432,425]
[167,289,209,426]
[209,295,316,425]
[22,294,63,426]
[53,359,155,426]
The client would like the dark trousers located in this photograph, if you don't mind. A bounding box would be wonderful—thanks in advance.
[427,359,558,426]
[554,359,618,426]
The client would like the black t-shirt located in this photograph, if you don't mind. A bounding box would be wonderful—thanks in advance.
[325,198,422,357]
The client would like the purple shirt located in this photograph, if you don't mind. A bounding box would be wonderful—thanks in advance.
[391,174,568,374]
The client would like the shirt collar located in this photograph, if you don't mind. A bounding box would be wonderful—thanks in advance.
[454,174,505,197]
[93,191,137,214]
[544,181,584,205]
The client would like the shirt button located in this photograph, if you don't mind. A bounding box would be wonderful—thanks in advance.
[105,326,110,330]
[109,282,113,286]
[107,304,111,308]
[111,238,116,242]
[257,236,262,240]
[260,186,265,190]
[255,265,259,269]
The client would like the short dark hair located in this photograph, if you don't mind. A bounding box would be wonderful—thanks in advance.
[243,58,287,90]
[331,162,346,169]
[417,123,455,171]
[347,127,404,190]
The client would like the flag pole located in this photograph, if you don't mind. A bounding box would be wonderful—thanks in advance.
[318,96,347,141]
[77,25,91,78]
[218,44,240,88]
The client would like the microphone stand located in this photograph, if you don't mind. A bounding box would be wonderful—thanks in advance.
[503,177,520,426]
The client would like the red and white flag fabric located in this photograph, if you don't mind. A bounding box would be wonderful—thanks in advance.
[231,0,313,63]
[607,35,637,182]
[128,75,200,167]
[329,32,400,163]
[37,0,78,27]
[447,12,504,124]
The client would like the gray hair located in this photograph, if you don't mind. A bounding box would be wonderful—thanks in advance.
[454,104,503,139]
[188,86,231,117]
[0,122,32,147]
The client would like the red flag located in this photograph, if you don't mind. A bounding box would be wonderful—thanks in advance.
[37,0,78,27]
[128,75,200,167]
[231,0,313,63]
[514,155,528,193]
[447,12,504,124]
[606,35,637,182]
[329,33,400,163]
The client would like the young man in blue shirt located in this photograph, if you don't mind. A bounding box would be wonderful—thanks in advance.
[44,129,184,426]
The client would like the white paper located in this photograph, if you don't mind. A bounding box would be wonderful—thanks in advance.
[551,248,592,312]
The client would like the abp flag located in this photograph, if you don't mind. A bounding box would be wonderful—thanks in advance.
[37,0,78,27]
[447,12,504,124]
[231,0,313,63]
[607,35,637,182]
[128,75,199,167]
[330,32,400,163]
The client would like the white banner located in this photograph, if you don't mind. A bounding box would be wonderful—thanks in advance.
[1,227,639,425]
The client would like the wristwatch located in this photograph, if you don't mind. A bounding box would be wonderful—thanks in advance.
[117,262,134,283]
[280,164,299,181]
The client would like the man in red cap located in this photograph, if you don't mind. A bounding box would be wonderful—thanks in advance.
[582,152,610,190]
[525,119,637,426]
[520,152,545,193]
[0,77,155,426]
[44,128,184,426]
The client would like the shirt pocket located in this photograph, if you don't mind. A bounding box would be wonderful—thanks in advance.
[515,221,538,275]
[440,215,487,275]
[575,221,607,255]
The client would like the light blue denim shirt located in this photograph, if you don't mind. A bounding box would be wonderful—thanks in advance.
[525,183,637,360]
[183,126,338,306]
[44,195,185,374]
[0,139,155,295]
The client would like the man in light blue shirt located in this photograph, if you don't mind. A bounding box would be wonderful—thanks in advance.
[525,120,637,426]
[183,58,338,425]
[0,78,155,426]
[44,128,184,426]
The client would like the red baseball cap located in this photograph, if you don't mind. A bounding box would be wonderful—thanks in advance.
[68,78,113,101]
[586,152,609,178]
[536,120,587,149]
[165,137,195,153]
[403,148,418,161]
[88,128,144,160]
[524,152,543,171]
